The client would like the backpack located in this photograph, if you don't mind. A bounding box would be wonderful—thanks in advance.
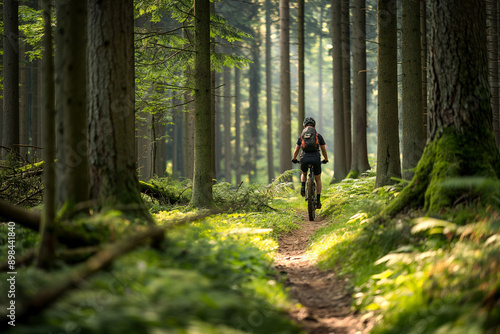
[300,126,319,152]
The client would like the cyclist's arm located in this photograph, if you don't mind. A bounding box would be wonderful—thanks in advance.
[292,144,301,160]
[320,145,328,161]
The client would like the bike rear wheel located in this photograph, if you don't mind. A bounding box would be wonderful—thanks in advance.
[307,176,316,221]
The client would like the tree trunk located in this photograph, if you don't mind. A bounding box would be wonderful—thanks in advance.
[185,98,195,180]
[421,0,428,137]
[375,0,401,187]
[56,0,89,209]
[350,0,371,175]
[191,0,215,208]
[266,0,274,183]
[488,0,500,146]
[223,65,232,183]
[318,6,324,135]
[297,0,305,132]
[87,0,151,221]
[32,58,40,153]
[249,29,260,183]
[212,1,218,182]
[136,111,151,180]
[332,0,347,182]
[341,0,352,172]
[279,0,292,175]
[155,114,167,177]
[20,43,28,161]
[402,0,425,181]
[214,72,222,181]
[2,0,20,157]
[385,0,500,215]
[183,27,194,180]
[235,66,242,184]
[37,0,56,269]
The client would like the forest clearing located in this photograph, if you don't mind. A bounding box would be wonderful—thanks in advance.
[1,0,500,333]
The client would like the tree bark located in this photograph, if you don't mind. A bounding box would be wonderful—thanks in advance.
[2,0,20,157]
[87,0,151,220]
[351,0,371,175]
[488,0,500,146]
[223,65,232,183]
[20,43,28,160]
[341,0,352,172]
[332,0,347,182]
[375,0,401,187]
[235,66,242,184]
[56,0,89,209]
[297,0,305,133]
[318,6,325,135]
[37,0,56,269]
[191,0,215,208]
[385,0,500,215]
[402,0,425,181]
[421,0,428,137]
[249,28,260,183]
[266,0,274,183]
[279,0,292,175]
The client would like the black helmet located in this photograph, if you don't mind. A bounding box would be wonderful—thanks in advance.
[303,117,316,127]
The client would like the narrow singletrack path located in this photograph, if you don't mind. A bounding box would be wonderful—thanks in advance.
[274,212,373,334]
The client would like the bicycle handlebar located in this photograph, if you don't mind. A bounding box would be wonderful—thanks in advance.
[292,160,329,164]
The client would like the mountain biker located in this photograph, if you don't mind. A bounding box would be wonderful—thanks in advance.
[291,117,329,209]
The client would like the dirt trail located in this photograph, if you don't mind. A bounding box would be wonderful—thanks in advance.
[274,213,373,334]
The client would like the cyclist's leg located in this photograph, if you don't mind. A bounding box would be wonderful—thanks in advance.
[314,174,322,194]
[300,163,308,196]
[301,171,307,183]
[312,160,322,208]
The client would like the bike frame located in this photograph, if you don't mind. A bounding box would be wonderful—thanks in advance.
[305,163,317,221]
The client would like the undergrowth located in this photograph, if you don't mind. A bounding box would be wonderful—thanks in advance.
[310,173,500,333]
[0,175,303,333]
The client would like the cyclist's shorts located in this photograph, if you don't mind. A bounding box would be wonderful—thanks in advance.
[300,157,322,175]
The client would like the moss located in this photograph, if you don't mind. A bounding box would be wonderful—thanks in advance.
[384,127,500,216]
[346,170,360,179]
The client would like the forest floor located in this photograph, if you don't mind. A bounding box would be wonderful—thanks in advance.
[274,212,374,334]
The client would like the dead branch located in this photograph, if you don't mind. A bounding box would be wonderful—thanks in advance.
[0,199,41,231]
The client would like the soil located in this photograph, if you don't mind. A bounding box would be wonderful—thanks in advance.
[274,212,374,334]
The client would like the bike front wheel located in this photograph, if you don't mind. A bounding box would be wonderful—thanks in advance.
[307,176,316,221]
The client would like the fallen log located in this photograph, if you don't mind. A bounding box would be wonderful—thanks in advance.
[139,181,190,205]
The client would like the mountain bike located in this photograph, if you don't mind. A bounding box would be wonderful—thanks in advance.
[293,160,328,221]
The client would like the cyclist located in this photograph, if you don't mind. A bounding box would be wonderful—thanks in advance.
[291,117,329,208]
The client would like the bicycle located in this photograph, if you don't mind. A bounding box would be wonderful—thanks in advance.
[293,160,328,221]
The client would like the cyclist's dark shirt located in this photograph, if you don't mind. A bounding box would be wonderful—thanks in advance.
[296,131,326,160]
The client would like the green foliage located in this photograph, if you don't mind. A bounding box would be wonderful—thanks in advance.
[140,177,193,211]
[213,170,295,213]
[19,5,45,60]
[311,173,500,333]
[0,212,302,333]
[133,0,252,137]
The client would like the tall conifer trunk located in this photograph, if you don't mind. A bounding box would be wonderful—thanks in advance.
[87,0,151,220]
[191,0,214,208]
[2,0,19,157]
[265,0,274,183]
[402,0,425,181]
[332,0,347,182]
[375,0,401,187]
[279,0,291,175]
[351,0,370,174]
[386,0,500,214]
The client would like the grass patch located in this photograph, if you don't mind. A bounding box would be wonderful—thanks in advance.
[308,173,500,333]
[0,182,304,333]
